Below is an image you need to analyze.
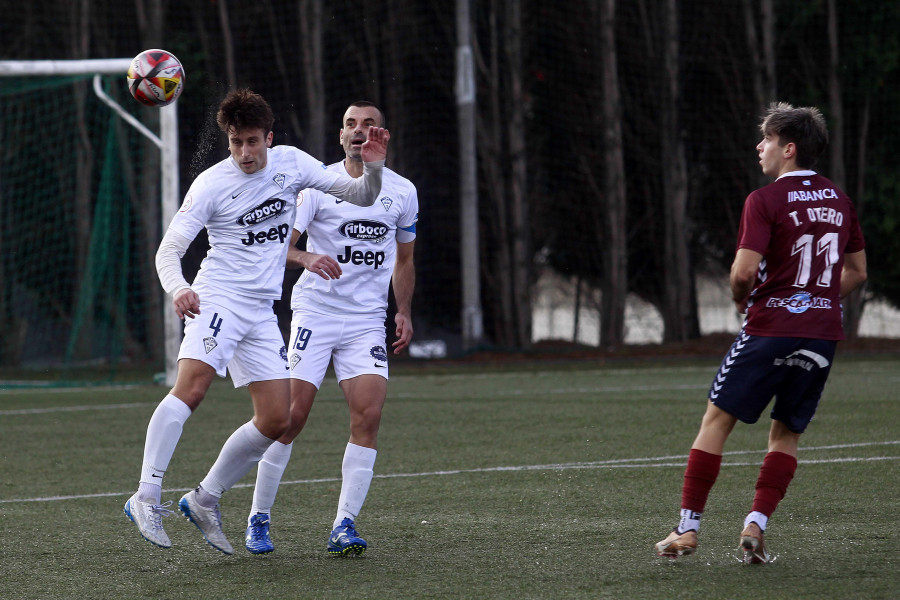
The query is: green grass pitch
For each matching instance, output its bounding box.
[1,354,897,599]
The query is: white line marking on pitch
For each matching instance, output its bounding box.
[0,402,153,415]
[0,382,712,416]
[2,441,896,504]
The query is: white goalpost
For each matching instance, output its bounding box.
[0,58,181,385]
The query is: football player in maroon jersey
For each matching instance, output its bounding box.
[655,102,867,564]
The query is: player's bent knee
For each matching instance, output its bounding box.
[255,413,290,440]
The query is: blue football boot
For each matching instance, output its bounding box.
[245,513,274,554]
[327,518,367,556]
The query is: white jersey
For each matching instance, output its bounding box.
[168,146,343,300]
[292,161,418,318]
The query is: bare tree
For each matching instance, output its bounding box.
[826,0,865,338]
[660,0,699,342]
[131,0,165,362]
[298,0,325,158]
[475,0,513,345]
[69,0,94,359]
[598,0,627,347]
[474,0,531,347]
[217,0,237,90]
[261,0,305,146]
[506,0,531,346]
[743,0,776,109]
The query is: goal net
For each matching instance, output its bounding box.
[0,63,177,384]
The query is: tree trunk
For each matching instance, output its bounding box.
[660,0,698,342]
[262,0,304,145]
[218,0,237,90]
[134,0,165,362]
[842,94,871,339]
[743,0,776,108]
[826,0,865,338]
[599,0,627,348]
[827,0,846,189]
[505,0,531,347]
[70,0,94,359]
[475,0,514,346]
[299,0,325,158]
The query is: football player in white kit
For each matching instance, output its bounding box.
[243,101,418,556]
[124,89,390,555]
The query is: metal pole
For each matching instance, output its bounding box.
[456,0,483,349]
[160,104,180,386]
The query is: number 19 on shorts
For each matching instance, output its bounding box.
[292,326,312,352]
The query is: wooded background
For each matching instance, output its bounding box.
[1,0,897,368]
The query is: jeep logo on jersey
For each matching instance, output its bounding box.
[339,220,389,243]
[236,198,287,227]
[336,245,386,269]
[241,222,291,246]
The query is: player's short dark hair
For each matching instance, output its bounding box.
[217,89,275,135]
[347,100,386,128]
[760,102,828,169]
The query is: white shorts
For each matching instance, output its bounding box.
[178,291,289,388]
[287,308,388,389]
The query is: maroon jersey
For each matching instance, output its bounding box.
[737,171,865,340]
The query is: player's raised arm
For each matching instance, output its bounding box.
[324,126,391,207]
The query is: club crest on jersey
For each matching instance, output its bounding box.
[273,173,286,189]
[370,345,388,362]
[339,219,389,243]
[203,337,218,354]
[380,197,393,211]
[236,198,287,226]
[279,346,288,361]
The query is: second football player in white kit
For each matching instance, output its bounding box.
[244,101,418,556]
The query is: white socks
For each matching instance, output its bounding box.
[677,508,702,534]
[250,441,294,519]
[198,421,276,503]
[138,394,192,504]
[744,511,769,531]
[334,443,377,529]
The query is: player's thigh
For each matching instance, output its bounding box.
[340,374,388,418]
[286,310,341,389]
[708,332,790,424]
[228,305,289,388]
[770,338,836,433]
[332,318,390,383]
[178,298,248,379]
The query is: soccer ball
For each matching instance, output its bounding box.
[126,49,185,107]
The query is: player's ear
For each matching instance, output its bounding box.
[783,142,795,159]
[265,131,273,147]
